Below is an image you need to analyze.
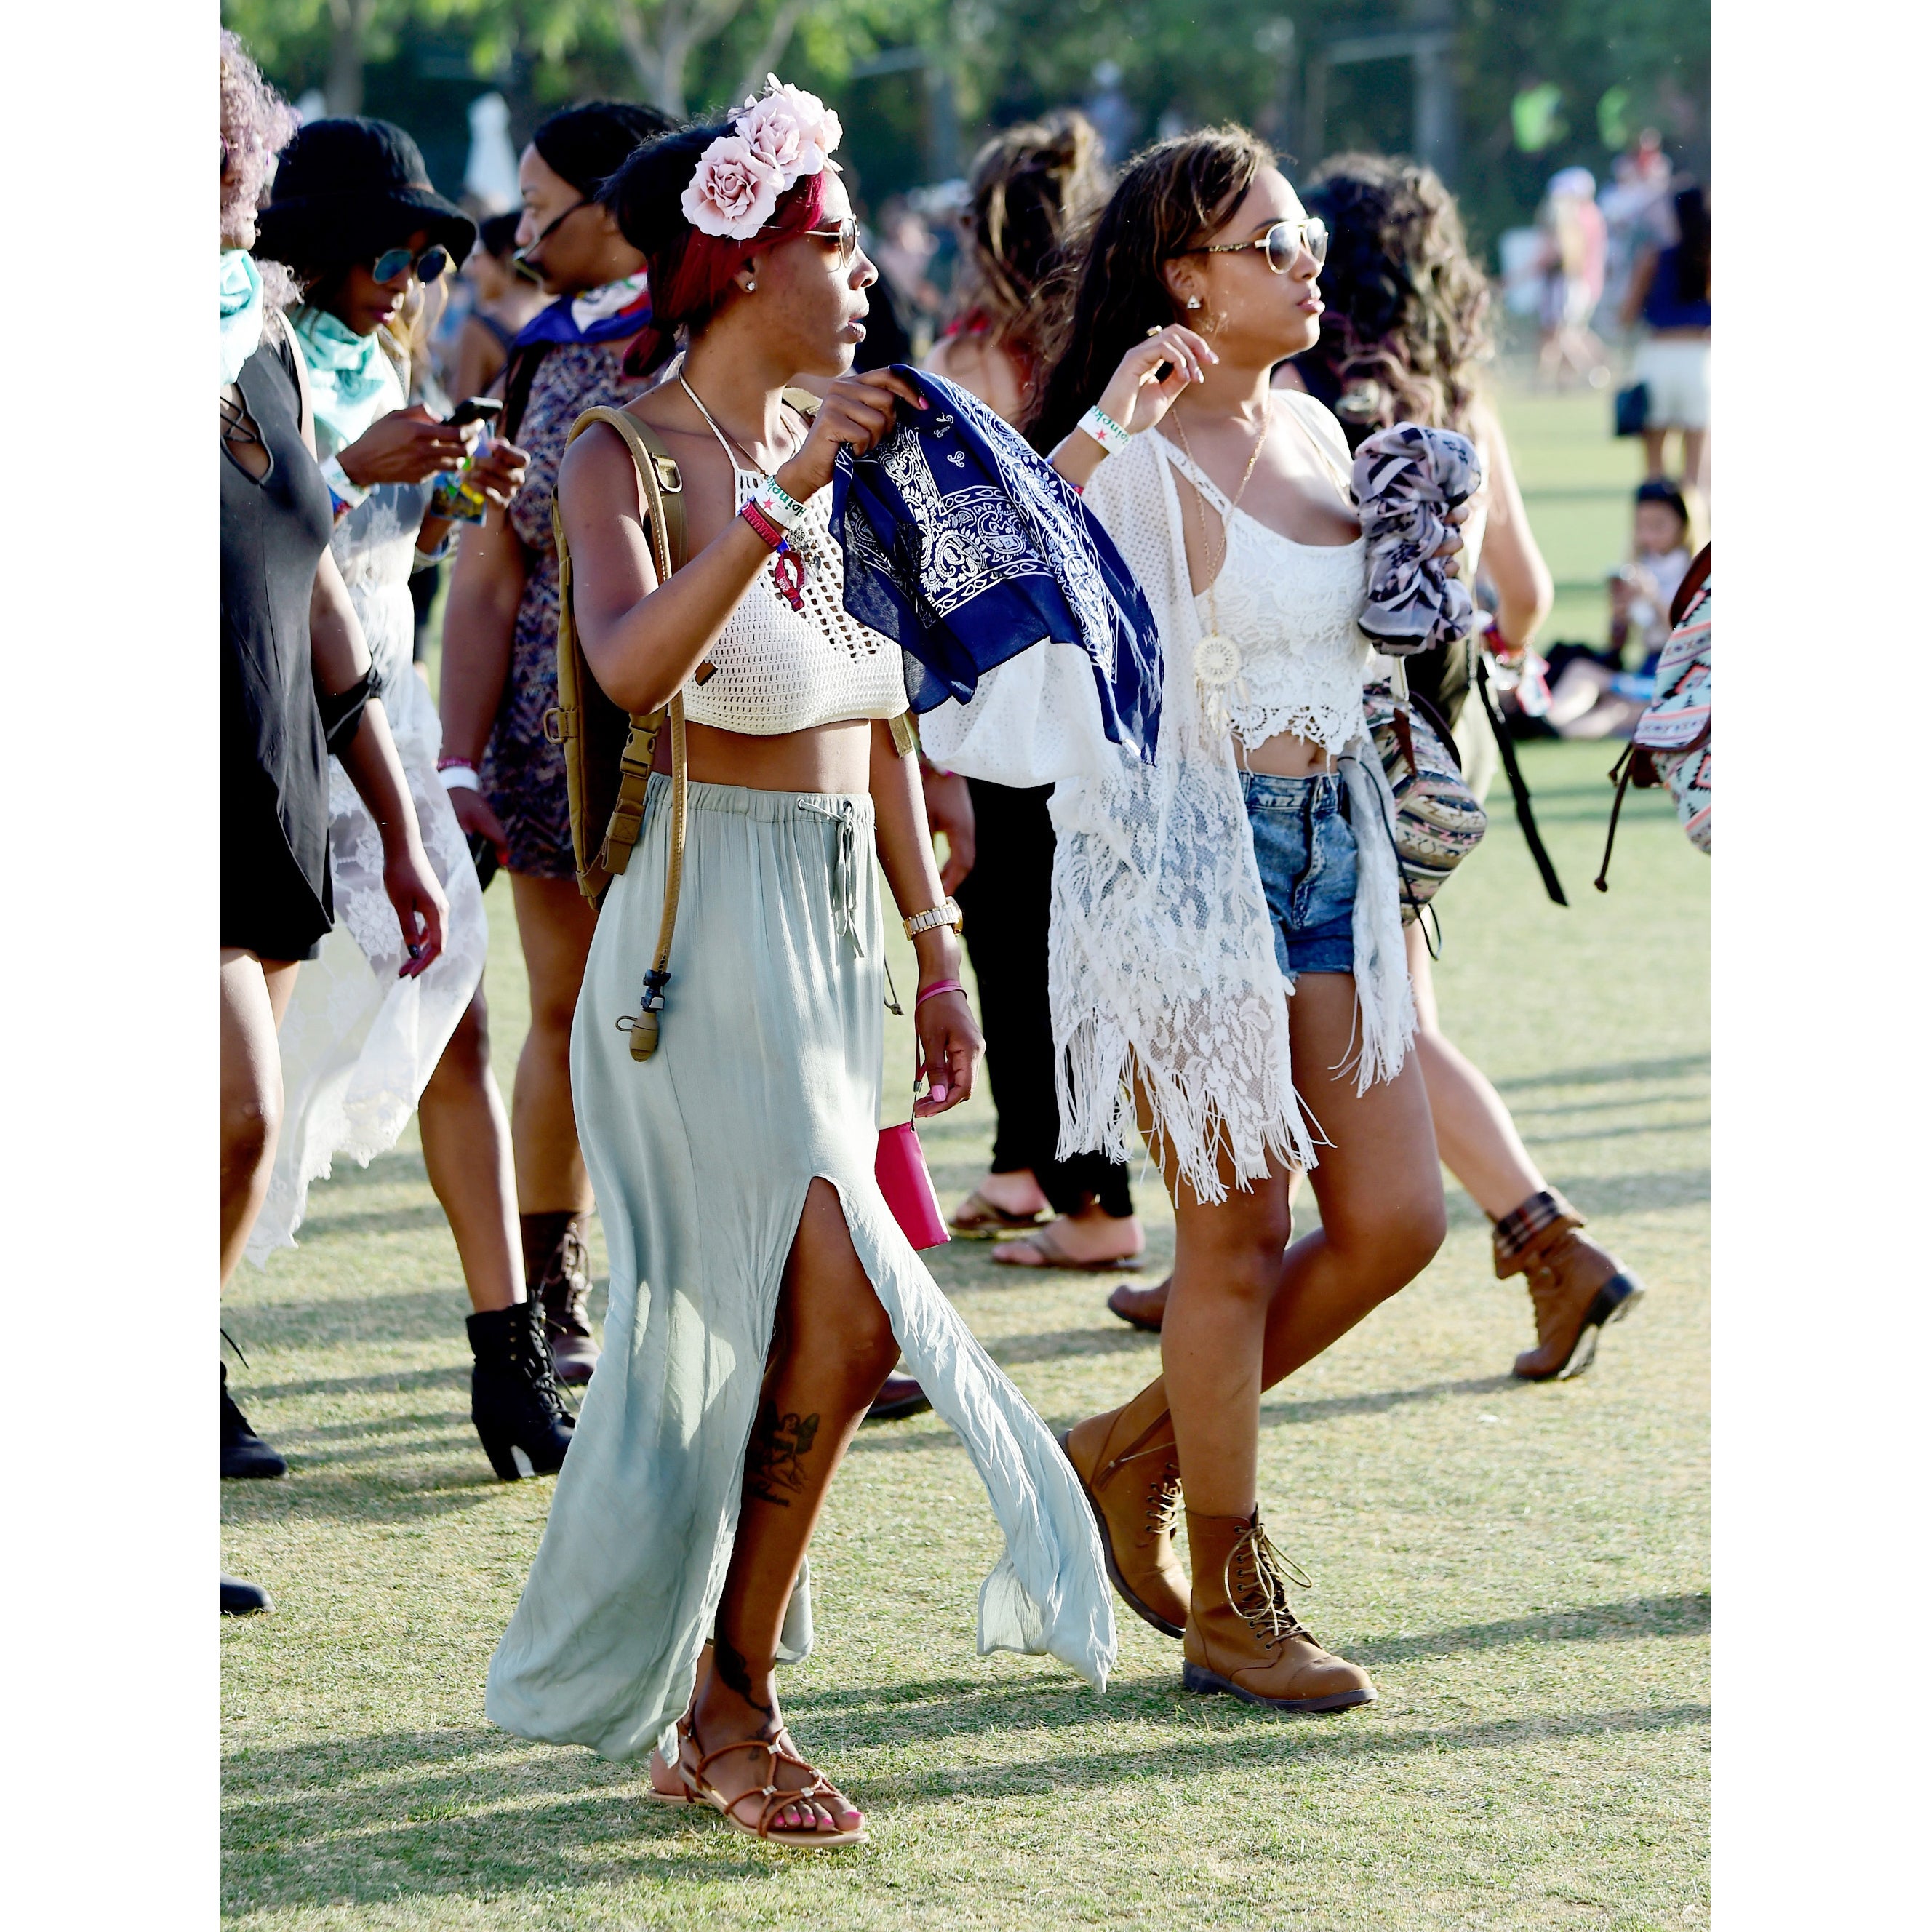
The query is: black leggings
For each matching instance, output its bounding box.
[955,779,1135,1221]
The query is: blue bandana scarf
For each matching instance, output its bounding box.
[220,250,263,386]
[830,369,1162,765]
[510,271,652,351]
[290,305,407,454]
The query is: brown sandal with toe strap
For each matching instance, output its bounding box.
[683,1725,868,1848]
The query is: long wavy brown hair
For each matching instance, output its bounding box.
[1023,126,1271,455]
[1294,153,1492,442]
[951,111,1107,367]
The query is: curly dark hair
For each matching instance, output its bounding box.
[1024,125,1271,455]
[951,111,1108,366]
[1294,153,1492,443]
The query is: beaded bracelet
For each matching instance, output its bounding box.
[916,978,966,1007]
[740,500,789,551]
[1077,404,1132,458]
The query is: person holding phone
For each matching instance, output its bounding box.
[437,99,673,1383]
[249,118,575,1482]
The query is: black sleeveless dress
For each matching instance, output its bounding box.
[222,329,339,961]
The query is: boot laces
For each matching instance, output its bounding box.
[1143,1459,1183,1540]
[513,1306,569,1419]
[1227,1518,1315,1647]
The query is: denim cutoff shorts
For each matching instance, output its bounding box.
[1242,770,1357,983]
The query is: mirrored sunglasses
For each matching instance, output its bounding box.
[371,243,452,286]
[1183,216,1329,275]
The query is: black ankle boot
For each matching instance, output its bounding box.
[522,1210,600,1385]
[221,1364,288,1480]
[468,1300,575,1482]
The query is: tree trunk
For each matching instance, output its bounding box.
[324,0,372,116]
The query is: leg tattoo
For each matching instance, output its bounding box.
[710,1633,775,1717]
[745,1396,821,1508]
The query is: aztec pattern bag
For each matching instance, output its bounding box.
[1362,681,1488,925]
[1594,545,1710,889]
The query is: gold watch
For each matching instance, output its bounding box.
[903,896,963,940]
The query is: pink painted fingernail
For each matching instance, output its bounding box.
[930,1083,948,1103]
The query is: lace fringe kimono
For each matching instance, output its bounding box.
[928,405,1415,1206]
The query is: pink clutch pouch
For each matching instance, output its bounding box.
[875,1120,949,1251]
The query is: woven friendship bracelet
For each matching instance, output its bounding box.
[752,474,803,531]
[1076,404,1132,458]
[739,500,789,551]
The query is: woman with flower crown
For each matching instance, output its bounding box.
[483,83,1114,1849]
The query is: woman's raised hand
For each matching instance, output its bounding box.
[777,368,928,500]
[466,436,531,513]
[1096,325,1218,437]
[338,406,474,488]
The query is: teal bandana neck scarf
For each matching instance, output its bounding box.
[220,250,263,386]
[291,305,406,454]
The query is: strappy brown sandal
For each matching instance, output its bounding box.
[643,1715,698,1805]
[681,1723,868,1848]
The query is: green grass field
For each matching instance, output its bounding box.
[223,375,1708,1930]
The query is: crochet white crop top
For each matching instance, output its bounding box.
[678,396,908,736]
[1160,393,1370,759]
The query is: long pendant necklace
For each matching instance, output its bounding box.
[1171,397,1270,713]
[679,373,821,611]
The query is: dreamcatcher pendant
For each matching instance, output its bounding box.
[1194,630,1243,735]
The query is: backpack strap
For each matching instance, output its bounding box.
[551,404,692,1060]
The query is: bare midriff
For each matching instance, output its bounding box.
[654,716,876,794]
[1234,728,1338,778]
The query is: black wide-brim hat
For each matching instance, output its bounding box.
[255,116,477,276]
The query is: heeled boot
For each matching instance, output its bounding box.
[1180,1507,1376,1713]
[221,1364,287,1480]
[467,1299,575,1482]
[1060,1381,1188,1637]
[1494,1189,1644,1381]
[523,1210,600,1384]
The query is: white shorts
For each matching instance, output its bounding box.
[1634,336,1711,431]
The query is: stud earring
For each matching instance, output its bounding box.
[1186,296,1202,309]
[745,278,756,292]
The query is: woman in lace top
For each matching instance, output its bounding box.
[1026,129,1458,1713]
[246,116,574,1480]
[484,100,1114,1847]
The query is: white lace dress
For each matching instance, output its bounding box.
[247,432,489,1264]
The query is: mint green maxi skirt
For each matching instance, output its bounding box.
[485,777,1116,1762]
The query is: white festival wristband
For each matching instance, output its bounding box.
[437,766,480,794]
[1077,404,1132,458]
[319,452,370,510]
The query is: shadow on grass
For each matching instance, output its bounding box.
[1259,1373,1519,1428]
[1352,1592,1709,1664]
[222,1687,1708,1911]
[1492,1054,1708,1095]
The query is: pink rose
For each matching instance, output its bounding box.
[737,76,843,184]
[681,135,784,240]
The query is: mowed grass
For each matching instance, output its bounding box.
[223,373,1708,1930]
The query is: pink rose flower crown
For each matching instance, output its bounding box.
[681,76,844,242]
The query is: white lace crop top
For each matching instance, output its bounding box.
[1161,397,1370,759]
[677,399,908,736]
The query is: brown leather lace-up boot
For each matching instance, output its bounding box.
[523,1210,600,1385]
[1494,1189,1644,1382]
[1060,1381,1188,1638]
[1181,1508,1377,1713]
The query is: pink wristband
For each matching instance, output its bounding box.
[915,978,966,1008]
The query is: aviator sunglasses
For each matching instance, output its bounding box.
[371,242,452,285]
[765,215,860,265]
[1179,215,1329,274]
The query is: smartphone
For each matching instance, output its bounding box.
[431,398,503,523]
[446,396,504,431]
